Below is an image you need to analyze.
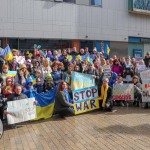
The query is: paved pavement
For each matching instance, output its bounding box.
[1,106,150,150]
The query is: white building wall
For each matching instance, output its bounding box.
[0,0,150,41]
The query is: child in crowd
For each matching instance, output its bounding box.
[2,77,15,98]
[44,74,55,92]
[23,79,36,98]
[33,78,44,93]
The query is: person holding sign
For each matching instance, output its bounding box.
[54,81,74,118]
[99,78,113,111]
[3,85,37,128]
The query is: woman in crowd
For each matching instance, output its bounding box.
[51,64,63,85]
[111,59,122,76]
[54,81,74,118]
[14,64,32,87]
[1,64,9,86]
[41,59,52,78]
[99,78,113,111]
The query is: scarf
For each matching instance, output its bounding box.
[99,84,109,107]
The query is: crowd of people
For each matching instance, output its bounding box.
[0,46,150,122]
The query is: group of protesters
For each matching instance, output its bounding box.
[0,45,150,122]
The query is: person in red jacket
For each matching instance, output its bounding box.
[2,77,15,98]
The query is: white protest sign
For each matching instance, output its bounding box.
[113,84,134,100]
[142,84,150,102]
[7,98,37,124]
[138,65,146,72]
[140,70,150,84]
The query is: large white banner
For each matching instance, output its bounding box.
[7,98,37,124]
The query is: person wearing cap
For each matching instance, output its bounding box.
[33,78,44,93]
[43,73,55,92]
[14,64,32,87]
[132,75,142,107]
[144,52,150,68]
[2,77,14,98]
[99,78,113,111]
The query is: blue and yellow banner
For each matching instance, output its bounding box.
[71,72,95,91]
[73,86,99,115]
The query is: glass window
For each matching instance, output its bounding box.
[63,0,76,3]
[91,0,102,6]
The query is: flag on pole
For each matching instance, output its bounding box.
[0,45,13,61]
[106,44,110,55]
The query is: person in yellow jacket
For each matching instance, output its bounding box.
[99,78,113,111]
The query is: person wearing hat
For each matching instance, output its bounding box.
[43,73,55,92]
[132,75,142,107]
[14,64,32,87]
[33,78,44,93]
[2,77,14,98]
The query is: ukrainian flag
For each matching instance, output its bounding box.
[34,86,57,120]
[1,45,13,61]
[66,55,73,62]
[106,44,111,55]
[7,71,17,77]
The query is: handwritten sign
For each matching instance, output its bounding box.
[7,98,37,124]
[113,84,134,100]
[73,86,99,114]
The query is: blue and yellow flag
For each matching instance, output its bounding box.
[7,71,17,77]
[106,44,110,55]
[35,86,57,120]
[0,45,13,61]
[66,55,73,62]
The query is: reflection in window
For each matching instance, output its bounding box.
[63,0,76,3]
[91,0,102,6]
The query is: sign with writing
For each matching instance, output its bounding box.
[142,84,150,102]
[140,70,150,84]
[113,84,134,100]
[7,71,17,77]
[138,65,146,72]
[73,86,99,115]
[73,86,98,103]
[7,98,37,124]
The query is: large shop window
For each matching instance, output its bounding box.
[63,0,76,3]
[90,0,102,6]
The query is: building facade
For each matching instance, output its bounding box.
[0,0,150,57]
